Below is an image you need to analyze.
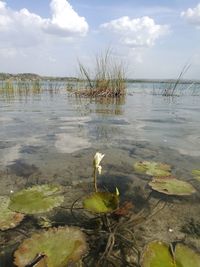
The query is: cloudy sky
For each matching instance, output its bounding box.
[0,0,200,79]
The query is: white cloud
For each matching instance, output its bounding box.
[181,3,200,27]
[0,0,89,53]
[43,0,88,36]
[100,16,169,48]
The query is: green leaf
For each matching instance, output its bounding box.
[192,169,200,182]
[0,196,24,230]
[14,226,88,267]
[142,241,200,267]
[175,243,200,267]
[83,192,119,213]
[9,184,64,214]
[134,161,171,177]
[149,178,196,196]
[141,241,176,267]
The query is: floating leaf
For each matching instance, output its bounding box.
[175,243,200,267]
[0,196,24,230]
[14,226,88,267]
[142,241,200,267]
[134,161,171,177]
[83,192,119,213]
[141,241,176,267]
[149,178,196,196]
[9,184,64,214]
[192,170,200,182]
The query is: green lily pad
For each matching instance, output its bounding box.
[141,241,176,267]
[0,196,24,230]
[149,178,196,196]
[14,226,88,267]
[9,184,64,214]
[192,170,200,182]
[175,243,200,267]
[83,192,119,213]
[134,161,171,177]
[141,241,200,267]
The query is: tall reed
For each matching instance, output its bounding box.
[75,50,126,97]
[162,64,190,96]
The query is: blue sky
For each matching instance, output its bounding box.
[0,0,200,79]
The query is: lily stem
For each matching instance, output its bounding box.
[93,167,98,192]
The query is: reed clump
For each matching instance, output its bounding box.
[74,50,126,97]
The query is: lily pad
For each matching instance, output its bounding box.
[141,241,176,267]
[192,170,200,182]
[83,192,119,213]
[0,196,24,230]
[14,226,88,267]
[175,243,200,267]
[134,161,171,177]
[9,184,64,214]
[149,178,196,196]
[141,241,200,267]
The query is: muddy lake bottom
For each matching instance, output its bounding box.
[0,83,200,266]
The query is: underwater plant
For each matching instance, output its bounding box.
[9,184,64,214]
[149,177,196,196]
[14,226,88,267]
[141,241,200,267]
[134,161,171,177]
[192,169,200,182]
[0,196,24,231]
[0,152,199,267]
[83,191,119,213]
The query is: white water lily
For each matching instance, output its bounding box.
[93,152,105,192]
[116,187,120,196]
[93,152,105,174]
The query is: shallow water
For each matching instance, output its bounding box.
[0,82,200,266]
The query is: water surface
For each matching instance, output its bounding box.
[0,82,200,266]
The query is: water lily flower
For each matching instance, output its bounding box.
[116,187,120,196]
[93,152,105,192]
[93,152,105,175]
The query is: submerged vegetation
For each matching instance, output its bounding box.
[0,152,199,267]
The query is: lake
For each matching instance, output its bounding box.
[0,81,200,266]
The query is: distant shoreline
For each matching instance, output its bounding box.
[0,72,199,84]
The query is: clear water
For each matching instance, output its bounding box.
[0,82,200,169]
[0,82,200,266]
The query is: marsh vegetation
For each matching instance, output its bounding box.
[72,50,126,98]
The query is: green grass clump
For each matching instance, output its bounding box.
[75,50,126,97]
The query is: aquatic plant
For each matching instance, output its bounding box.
[83,191,119,213]
[141,241,200,267]
[192,169,200,182]
[0,196,24,230]
[74,49,126,97]
[93,152,104,192]
[162,63,190,97]
[9,184,64,214]
[1,152,199,267]
[14,226,88,267]
[149,177,196,196]
[134,161,171,177]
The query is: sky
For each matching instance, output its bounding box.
[0,0,200,79]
